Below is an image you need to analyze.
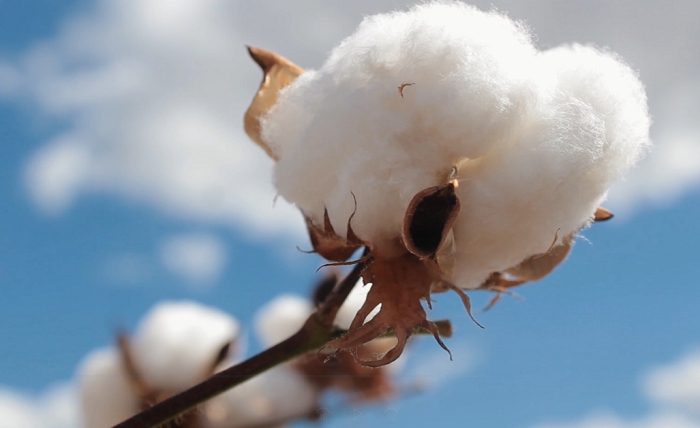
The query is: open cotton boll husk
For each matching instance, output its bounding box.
[77,347,140,428]
[130,301,239,392]
[263,1,650,287]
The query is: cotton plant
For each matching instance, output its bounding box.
[244,1,650,366]
[77,301,240,428]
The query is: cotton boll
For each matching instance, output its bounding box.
[77,347,139,428]
[266,2,541,253]
[204,364,317,428]
[253,1,650,365]
[265,1,649,287]
[254,294,314,348]
[130,301,240,392]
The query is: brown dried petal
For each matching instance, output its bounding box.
[244,46,303,160]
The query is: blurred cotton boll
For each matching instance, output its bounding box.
[254,294,314,348]
[205,364,318,428]
[333,279,380,330]
[130,301,240,392]
[77,347,140,428]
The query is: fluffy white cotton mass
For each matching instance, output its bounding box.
[264,1,650,288]
[131,301,240,392]
[77,347,139,428]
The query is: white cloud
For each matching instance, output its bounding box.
[160,233,227,286]
[0,383,81,428]
[10,0,307,241]
[644,349,700,411]
[536,413,700,428]
[4,0,700,239]
[24,137,92,215]
[532,349,700,428]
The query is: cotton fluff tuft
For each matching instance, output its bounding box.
[77,347,140,428]
[334,279,380,330]
[131,301,240,392]
[264,1,650,288]
[254,294,314,348]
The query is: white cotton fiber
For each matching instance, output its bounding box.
[334,279,380,330]
[130,301,240,392]
[77,347,139,428]
[204,364,317,428]
[254,294,314,348]
[263,2,650,287]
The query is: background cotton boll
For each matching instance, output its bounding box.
[205,364,317,428]
[77,347,139,428]
[334,279,380,330]
[268,2,547,251]
[130,301,240,392]
[254,294,314,348]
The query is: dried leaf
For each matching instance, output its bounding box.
[402,180,460,260]
[244,46,303,160]
[505,234,573,282]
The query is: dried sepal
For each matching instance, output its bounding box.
[505,234,574,282]
[305,208,365,262]
[325,253,441,367]
[594,206,614,222]
[244,46,303,160]
[402,179,460,261]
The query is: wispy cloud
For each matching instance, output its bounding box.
[532,349,700,428]
[159,233,227,286]
[3,0,700,236]
[0,382,80,428]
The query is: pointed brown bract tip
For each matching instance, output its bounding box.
[325,253,444,368]
[594,206,614,222]
[402,181,461,260]
[244,46,304,161]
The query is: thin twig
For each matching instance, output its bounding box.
[113,258,371,428]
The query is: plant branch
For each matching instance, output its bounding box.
[112,257,371,428]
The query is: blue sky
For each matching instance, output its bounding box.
[1,1,700,427]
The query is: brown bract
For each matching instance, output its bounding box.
[244,46,303,160]
[477,206,614,311]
